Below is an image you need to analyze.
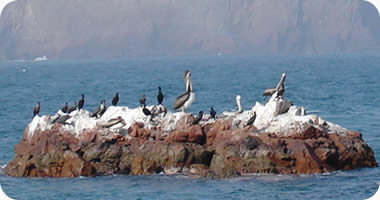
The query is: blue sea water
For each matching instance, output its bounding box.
[0,56,379,200]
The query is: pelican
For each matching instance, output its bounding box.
[33,101,40,118]
[263,73,286,97]
[101,116,126,128]
[173,71,195,112]
[236,95,243,113]
[52,115,71,125]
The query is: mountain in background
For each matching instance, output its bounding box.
[0,0,379,60]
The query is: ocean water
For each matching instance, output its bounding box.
[0,56,379,200]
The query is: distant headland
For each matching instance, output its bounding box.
[0,0,380,60]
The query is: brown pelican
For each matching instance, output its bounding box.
[61,102,68,113]
[52,115,71,125]
[68,102,77,114]
[263,73,286,97]
[33,101,40,118]
[236,95,243,113]
[192,111,203,125]
[246,111,257,126]
[101,116,126,128]
[173,71,195,112]
[112,92,119,106]
[210,107,216,119]
[157,86,164,105]
[78,94,85,110]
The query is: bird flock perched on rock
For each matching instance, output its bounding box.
[32,71,287,128]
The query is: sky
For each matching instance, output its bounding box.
[0,0,379,17]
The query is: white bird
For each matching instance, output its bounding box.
[236,95,243,113]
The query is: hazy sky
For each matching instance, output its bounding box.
[1,0,379,16]
[0,0,379,59]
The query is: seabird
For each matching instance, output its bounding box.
[112,92,119,106]
[91,100,104,118]
[68,102,77,114]
[246,111,257,126]
[33,101,40,118]
[78,94,85,110]
[153,104,167,117]
[192,111,203,125]
[173,70,195,112]
[150,105,159,115]
[98,99,107,117]
[142,104,152,116]
[101,116,126,128]
[52,115,71,125]
[139,95,146,107]
[157,86,164,105]
[236,95,243,113]
[263,73,287,97]
[277,83,285,97]
[210,107,216,119]
[61,102,68,113]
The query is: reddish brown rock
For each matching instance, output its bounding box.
[131,157,157,175]
[4,115,378,179]
[205,120,232,146]
[166,124,205,144]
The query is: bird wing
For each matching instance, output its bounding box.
[173,92,190,110]
[56,115,71,124]
[263,88,277,96]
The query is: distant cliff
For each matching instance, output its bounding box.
[0,0,379,60]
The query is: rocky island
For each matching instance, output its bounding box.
[4,92,377,178]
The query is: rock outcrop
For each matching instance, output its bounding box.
[4,94,377,178]
[0,0,380,60]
